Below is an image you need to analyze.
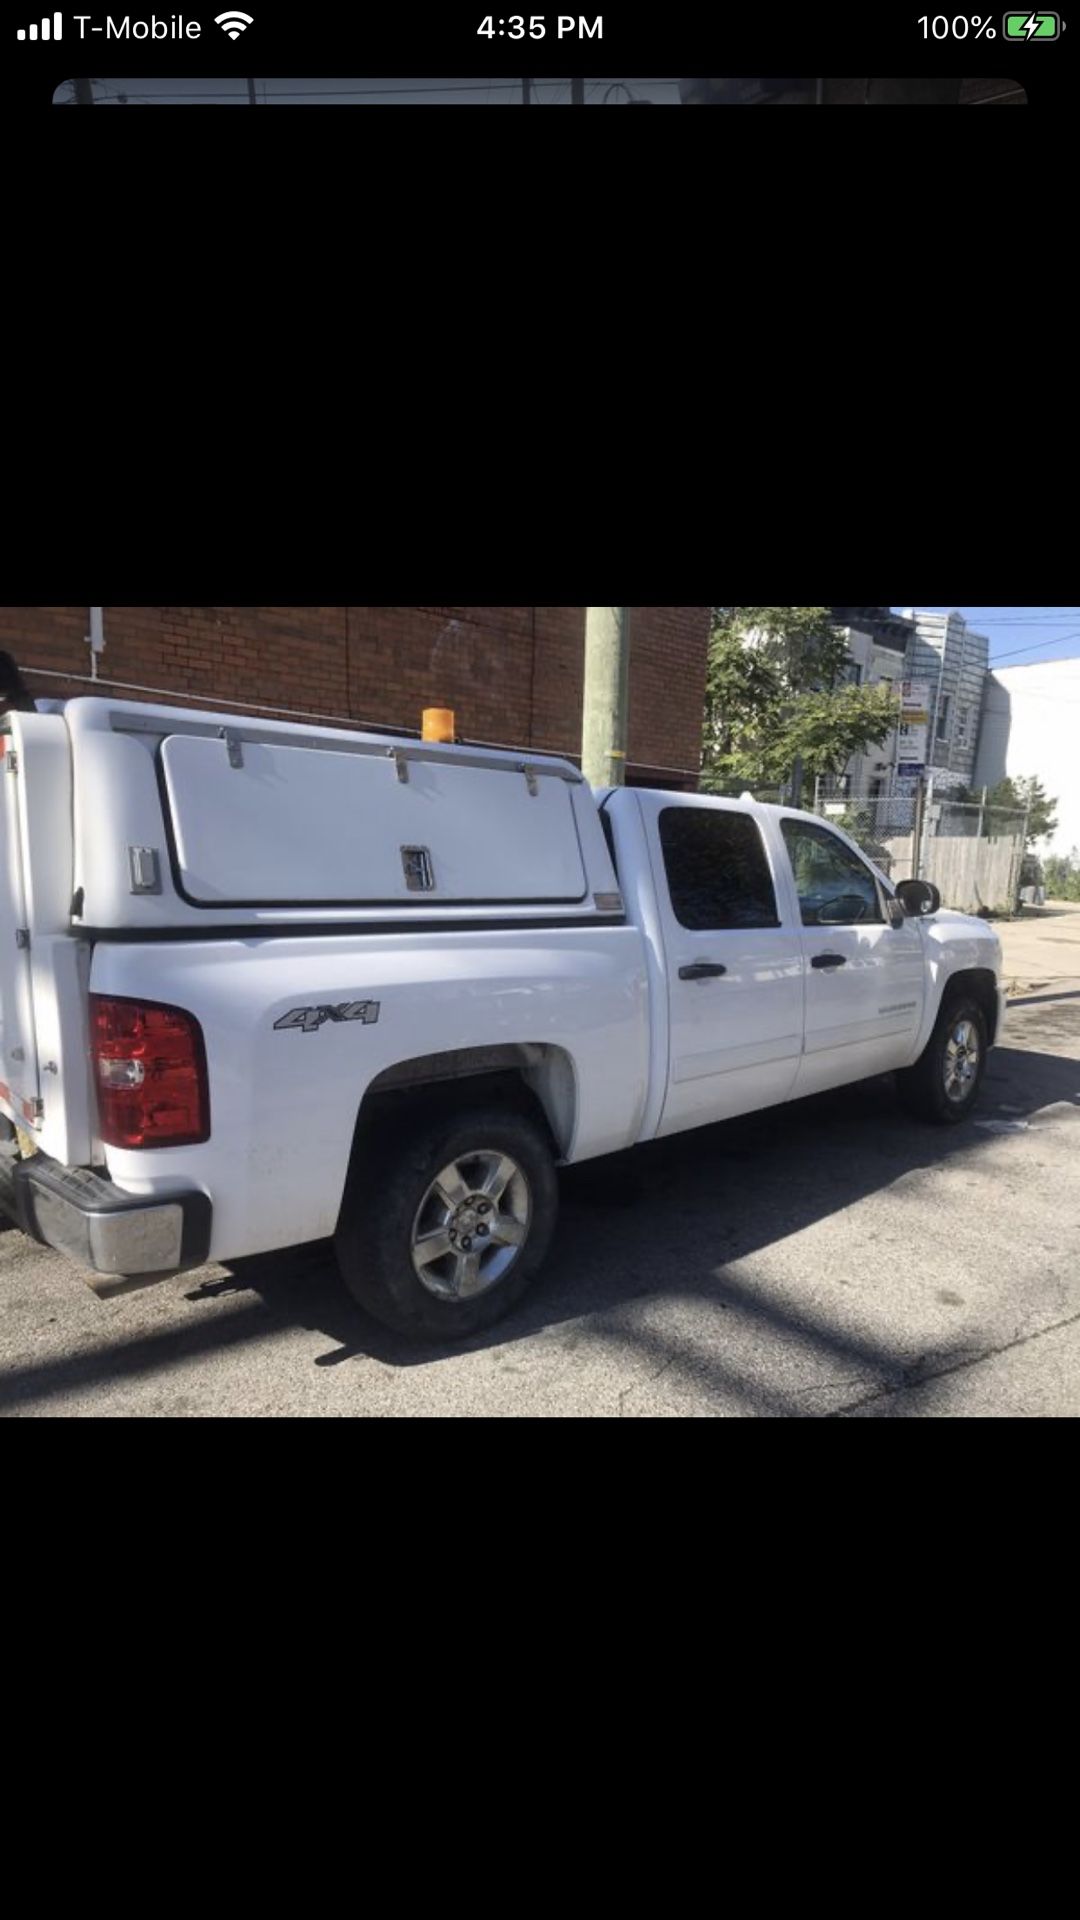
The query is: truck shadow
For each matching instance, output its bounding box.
[205,1039,1080,1408]
[1,1042,1075,1415]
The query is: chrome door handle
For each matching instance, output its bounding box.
[679,962,728,980]
[811,954,847,969]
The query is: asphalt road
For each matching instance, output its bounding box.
[2,992,1079,1417]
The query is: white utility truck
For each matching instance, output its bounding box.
[0,697,1006,1339]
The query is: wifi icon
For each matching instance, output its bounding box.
[215,10,253,36]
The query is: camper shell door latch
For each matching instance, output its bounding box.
[127,846,162,894]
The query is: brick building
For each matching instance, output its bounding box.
[0,606,711,790]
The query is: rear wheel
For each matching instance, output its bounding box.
[0,1116,22,1228]
[896,992,988,1124]
[335,1103,559,1341]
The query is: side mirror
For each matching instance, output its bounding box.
[895,878,941,918]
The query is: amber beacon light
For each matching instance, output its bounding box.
[422,708,456,743]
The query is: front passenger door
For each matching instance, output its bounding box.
[778,816,925,1097]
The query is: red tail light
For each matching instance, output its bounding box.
[89,994,210,1149]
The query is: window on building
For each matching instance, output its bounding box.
[936,694,951,741]
[659,807,779,931]
[956,706,971,747]
[780,819,884,927]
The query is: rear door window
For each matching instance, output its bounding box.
[659,807,780,931]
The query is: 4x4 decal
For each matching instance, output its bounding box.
[274,1001,381,1035]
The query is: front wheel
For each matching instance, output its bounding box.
[335,1103,559,1341]
[896,993,988,1124]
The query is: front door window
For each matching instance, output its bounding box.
[780,819,884,928]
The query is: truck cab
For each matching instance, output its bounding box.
[602,786,998,1136]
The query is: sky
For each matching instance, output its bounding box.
[893,609,1080,671]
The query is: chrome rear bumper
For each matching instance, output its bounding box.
[11,1153,212,1298]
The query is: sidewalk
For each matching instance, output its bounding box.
[996,900,1080,1003]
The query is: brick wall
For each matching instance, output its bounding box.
[627,605,711,779]
[0,605,711,783]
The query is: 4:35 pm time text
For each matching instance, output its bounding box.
[478,15,603,37]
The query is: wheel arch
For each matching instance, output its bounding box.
[348,1041,579,1166]
[939,966,1000,1044]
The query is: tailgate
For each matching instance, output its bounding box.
[0,734,40,1127]
[0,715,89,1165]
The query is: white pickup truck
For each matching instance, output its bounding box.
[0,697,1006,1339]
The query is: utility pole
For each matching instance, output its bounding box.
[247,79,258,105]
[912,774,926,879]
[1015,805,1032,910]
[912,772,936,881]
[522,78,531,104]
[571,79,586,104]
[582,608,631,789]
[74,77,94,104]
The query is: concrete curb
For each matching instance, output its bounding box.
[1006,978,1080,1008]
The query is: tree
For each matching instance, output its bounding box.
[701,606,896,791]
[1044,851,1080,902]
[983,775,1058,846]
[781,683,900,780]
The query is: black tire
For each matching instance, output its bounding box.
[0,1135,21,1228]
[335,1102,559,1341]
[896,992,988,1125]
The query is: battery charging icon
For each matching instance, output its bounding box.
[1003,11,1060,35]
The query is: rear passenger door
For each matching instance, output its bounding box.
[644,796,805,1136]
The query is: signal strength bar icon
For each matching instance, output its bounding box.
[17,11,62,36]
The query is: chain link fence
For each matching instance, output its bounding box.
[707,782,1029,914]
[816,794,1028,914]
[811,795,915,876]
[918,799,1028,914]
